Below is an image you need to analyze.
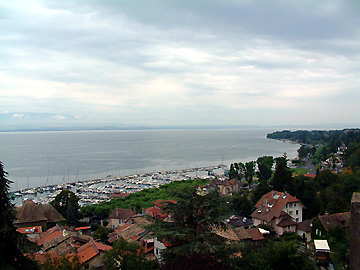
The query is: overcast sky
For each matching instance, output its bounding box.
[1,0,359,127]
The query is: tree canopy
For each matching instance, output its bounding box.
[51,190,80,226]
[256,156,274,183]
[0,162,39,270]
[103,238,158,270]
[272,156,293,192]
[148,186,237,270]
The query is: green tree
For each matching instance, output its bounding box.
[256,156,274,183]
[51,190,80,226]
[272,156,293,192]
[292,175,320,219]
[148,186,237,270]
[229,191,253,217]
[228,162,245,181]
[42,254,81,270]
[0,162,39,270]
[103,238,158,270]
[244,161,256,189]
[93,225,110,243]
[238,239,316,270]
[316,170,338,190]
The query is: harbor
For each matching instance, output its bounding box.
[10,165,227,207]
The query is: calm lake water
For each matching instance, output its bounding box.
[0,129,300,191]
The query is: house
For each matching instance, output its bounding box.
[217,178,241,196]
[14,200,65,230]
[251,205,297,235]
[145,199,177,220]
[318,212,350,232]
[77,239,111,269]
[225,215,253,228]
[114,223,148,242]
[14,200,48,229]
[215,226,241,242]
[17,225,42,240]
[296,217,317,242]
[37,225,94,255]
[199,178,240,196]
[255,190,304,223]
[75,226,91,236]
[126,213,149,226]
[108,208,137,230]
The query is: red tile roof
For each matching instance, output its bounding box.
[77,241,99,264]
[75,226,90,231]
[297,217,317,232]
[153,199,177,208]
[318,212,350,231]
[17,226,42,234]
[255,190,300,211]
[94,241,112,252]
[145,206,167,219]
[34,250,59,265]
[247,228,264,241]
[37,229,63,246]
[251,205,288,223]
[115,223,132,234]
[277,217,297,227]
[109,208,136,220]
[77,240,111,264]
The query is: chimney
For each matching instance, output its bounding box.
[264,198,268,206]
[350,193,360,270]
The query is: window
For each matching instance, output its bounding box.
[296,218,299,222]
[296,210,299,215]
[289,203,292,208]
[289,211,293,215]
[294,203,297,207]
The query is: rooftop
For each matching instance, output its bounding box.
[109,208,137,220]
[255,190,300,211]
[318,212,350,231]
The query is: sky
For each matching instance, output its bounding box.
[1,0,360,127]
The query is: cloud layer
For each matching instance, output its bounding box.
[1,0,359,126]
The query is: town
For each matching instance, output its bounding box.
[1,128,360,269]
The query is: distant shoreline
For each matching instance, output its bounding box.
[1,123,359,133]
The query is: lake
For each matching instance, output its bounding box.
[0,128,300,191]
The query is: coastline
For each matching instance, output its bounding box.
[11,164,226,207]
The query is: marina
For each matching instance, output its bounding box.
[11,165,227,207]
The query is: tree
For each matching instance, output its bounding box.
[228,162,244,181]
[93,225,110,243]
[148,186,237,270]
[51,190,80,226]
[316,170,338,190]
[103,238,158,270]
[244,161,256,189]
[238,239,316,270]
[272,156,293,192]
[229,191,253,217]
[256,156,274,183]
[0,161,39,269]
[42,254,81,270]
